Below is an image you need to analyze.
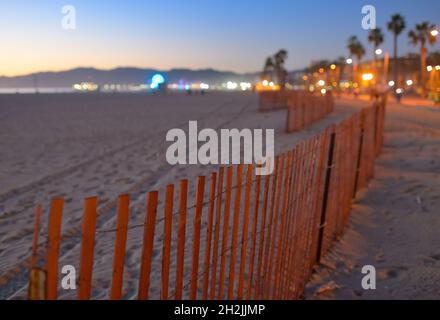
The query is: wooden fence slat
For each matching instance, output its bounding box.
[175,180,188,300]
[138,191,159,300]
[161,184,174,300]
[78,197,98,300]
[202,172,217,299]
[46,198,64,300]
[190,176,206,300]
[273,151,292,299]
[246,170,261,300]
[255,158,276,299]
[282,147,300,299]
[31,205,42,269]
[210,168,224,299]
[110,195,130,300]
[217,166,233,299]
[261,155,280,298]
[266,153,285,298]
[237,164,253,299]
[227,164,243,299]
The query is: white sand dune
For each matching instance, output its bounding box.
[0,92,363,299]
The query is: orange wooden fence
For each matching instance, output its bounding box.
[28,96,386,300]
[285,91,334,132]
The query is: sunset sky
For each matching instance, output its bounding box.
[1,0,439,76]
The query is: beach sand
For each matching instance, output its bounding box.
[0,92,363,299]
[306,100,440,300]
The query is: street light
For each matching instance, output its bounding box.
[362,73,374,81]
[346,58,353,64]
[431,29,439,37]
[388,80,395,87]
[375,48,383,55]
[330,64,336,70]
[436,65,440,71]
[406,80,413,86]
[427,65,433,72]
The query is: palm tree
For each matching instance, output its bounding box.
[368,28,384,75]
[274,49,288,89]
[408,22,437,96]
[261,57,274,82]
[347,36,366,81]
[387,14,406,85]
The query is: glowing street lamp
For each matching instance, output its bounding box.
[375,48,383,55]
[427,65,433,72]
[431,29,439,37]
[406,80,413,86]
[317,80,325,86]
[346,58,353,65]
[330,64,336,70]
[436,65,440,71]
[388,80,395,87]
[362,73,374,81]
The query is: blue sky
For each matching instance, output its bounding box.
[1,0,439,75]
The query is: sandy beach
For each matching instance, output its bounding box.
[0,92,364,299]
[306,100,440,299]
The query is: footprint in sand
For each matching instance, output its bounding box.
[378,266,408,280]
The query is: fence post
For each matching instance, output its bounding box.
[110,195,130,300]
[353,114,365,197]
[227,164,244,299]
[202,172,217,299]
[218,167,233,299]
[175,180,188,300]
[161,184,174,300]
[315,130,336,263]
[237,164,253,299]
[29,205,45,300]
[190,176,206,299]
[46,198,64,300]
[78,197,98,300]
[209,168,224,299]
[138,191,159,300]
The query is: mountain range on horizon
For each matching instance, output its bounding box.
[0,67,303,88]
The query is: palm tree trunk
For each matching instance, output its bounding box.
[393,35,398,86]
[420,46,427,97]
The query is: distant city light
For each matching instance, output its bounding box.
[199,83,209,90]
[73,82,98,92]
[319,68,324,74]
[406,80,413,86]
[226,81,238,90]
[427,65,433,72]
[346,58,353,64]
[388,80,395,87]
[317,80,325,86]
[362,73,374,81]
[431,29,439,37]
[302,75,308,81]
[320,88,327,94]
[330,64,336,70]
[375,48,383,55]
[239,82,252,90]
